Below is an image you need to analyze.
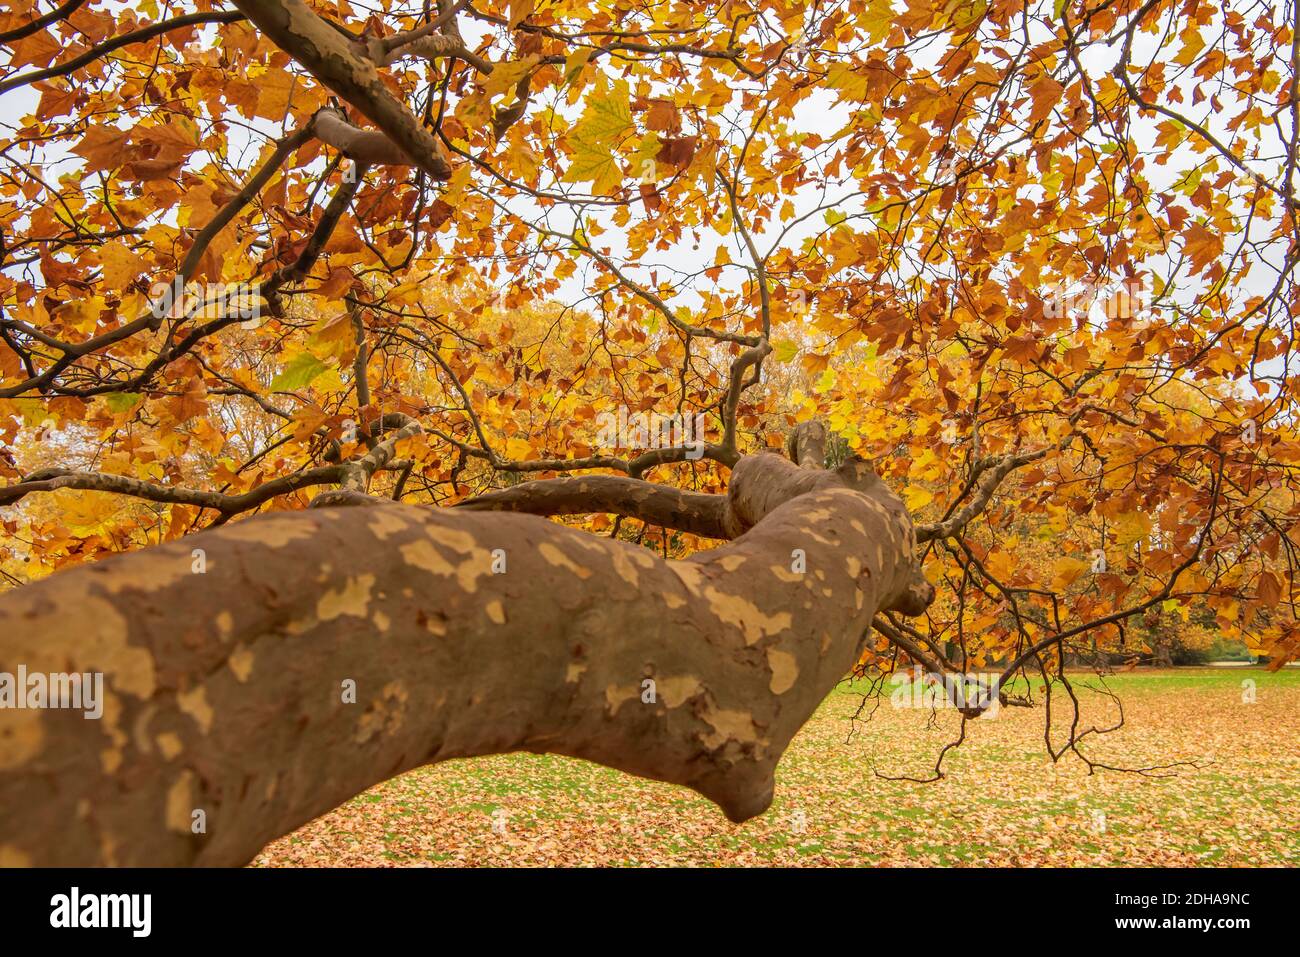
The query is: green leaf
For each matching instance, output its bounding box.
[572,79,633,143]
[561,79,633,195]
[271,352,329,392]
[104,392,143,413]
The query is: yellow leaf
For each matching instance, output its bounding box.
[772,340,799,362]
[1052,557,1091,590]
[98,242,146,289]
[254,68,298,122]
[1113,511,1152,548]
[483,55,539,102]
[505,436,532,460]
[903,485,934,510]
[562,79,633,194]
[508,0,535,29]
[563,48,594,85]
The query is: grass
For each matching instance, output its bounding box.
[253,668,1300,867]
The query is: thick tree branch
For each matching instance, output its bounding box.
[0,447,929,865]
[457,474,740,539]
[313,109,412,167]
[229,0,452,180]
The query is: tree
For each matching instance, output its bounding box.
[0,0,1298,866]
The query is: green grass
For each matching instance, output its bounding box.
[255,667,1300,867]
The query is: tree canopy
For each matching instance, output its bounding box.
[1,0,1299,863]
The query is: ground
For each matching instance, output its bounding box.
[253,668,1300,867]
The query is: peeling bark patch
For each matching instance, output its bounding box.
[609,547,640,587]
[98,831,119,867]
[367,508,412,540]
[316,573,375,621]
[98,550,194,594]
[177,685,213,733]
[228,645,255,683]
[11,591,153,700]
[221,517,317,548]
[426,525,480,554]
[416,609,447,636]
[485,600,506,624]
[604,683,639,713]
[766,648,799,694]
[700,706,760,750]
[625,548,657,570]
[0,845,31,867]
[100,746,122,774]
[165,770,196,833]
[538,542,592,578]
[400,537,489,592]
[667,561,705,596]
[156,732,183,760]
[702,586,792,645]
[657,675,703,707]
[354,681,408,744]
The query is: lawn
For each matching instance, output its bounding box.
[253,668,1300,867]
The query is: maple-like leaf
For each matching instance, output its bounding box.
[561,79,633,195]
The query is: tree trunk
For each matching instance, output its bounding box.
[0,450,930,866]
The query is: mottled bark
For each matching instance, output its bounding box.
[786,420,828,468]
[457,474,742,539]
[0,451,929,866]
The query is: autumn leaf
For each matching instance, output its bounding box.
[4,0,1300,871]
[271,352,330,391]
[254,68,300,122]
[103,392,144,414]
[98,241,147,288]
[1183,222,1223,272]
[70,125,132,173]
[1256,571,1281,607]
[562,79,633,194]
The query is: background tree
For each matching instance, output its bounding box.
[1,0,1299,865]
